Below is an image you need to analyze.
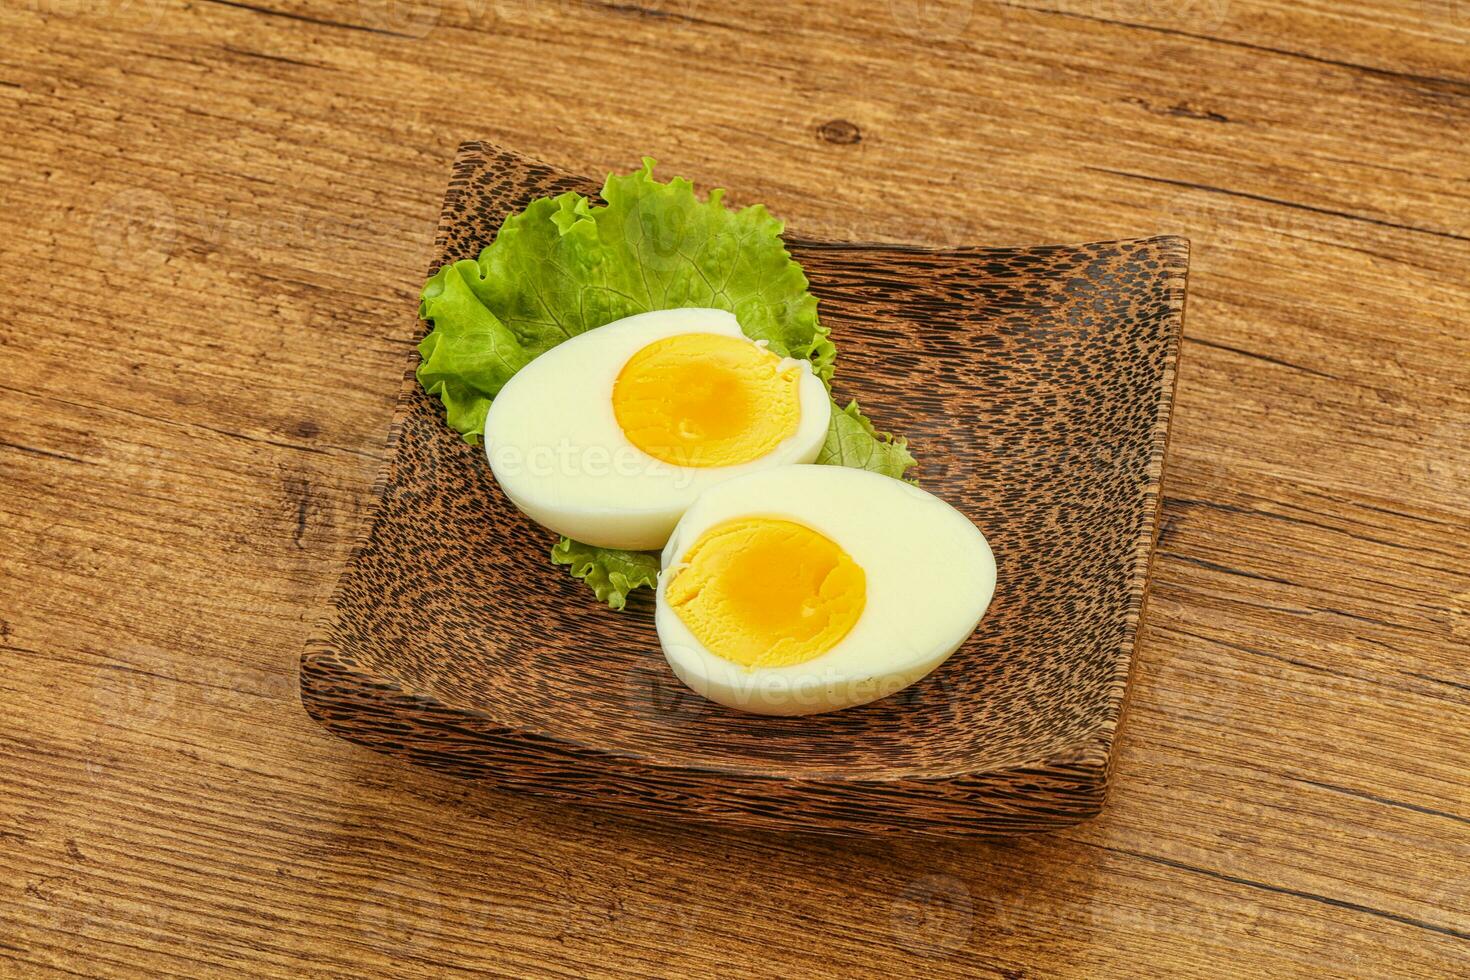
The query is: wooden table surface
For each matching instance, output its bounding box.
[3,1,1467,976]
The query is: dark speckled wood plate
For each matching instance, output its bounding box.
[300,142,1188,838]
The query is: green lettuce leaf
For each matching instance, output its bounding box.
[550,537,661,611]
[818,399,918,481]
[416,159,913,609]
[417,260,532,441]
[416,158,832,443]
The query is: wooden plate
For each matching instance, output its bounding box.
[300,142,1188,837]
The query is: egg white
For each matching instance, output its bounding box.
[655,464,997,716]
[484,308,831,551]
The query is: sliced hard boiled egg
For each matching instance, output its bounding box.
[483,309,831,551]
[655,464,997,715]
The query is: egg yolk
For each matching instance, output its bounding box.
[613,333,801,468]
[665,518,866,668]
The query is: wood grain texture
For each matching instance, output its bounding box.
[300,142,1187,837]
[1,0,1466,975]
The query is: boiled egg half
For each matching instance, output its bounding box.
[656,464,997,715]
[484,308,831,551]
